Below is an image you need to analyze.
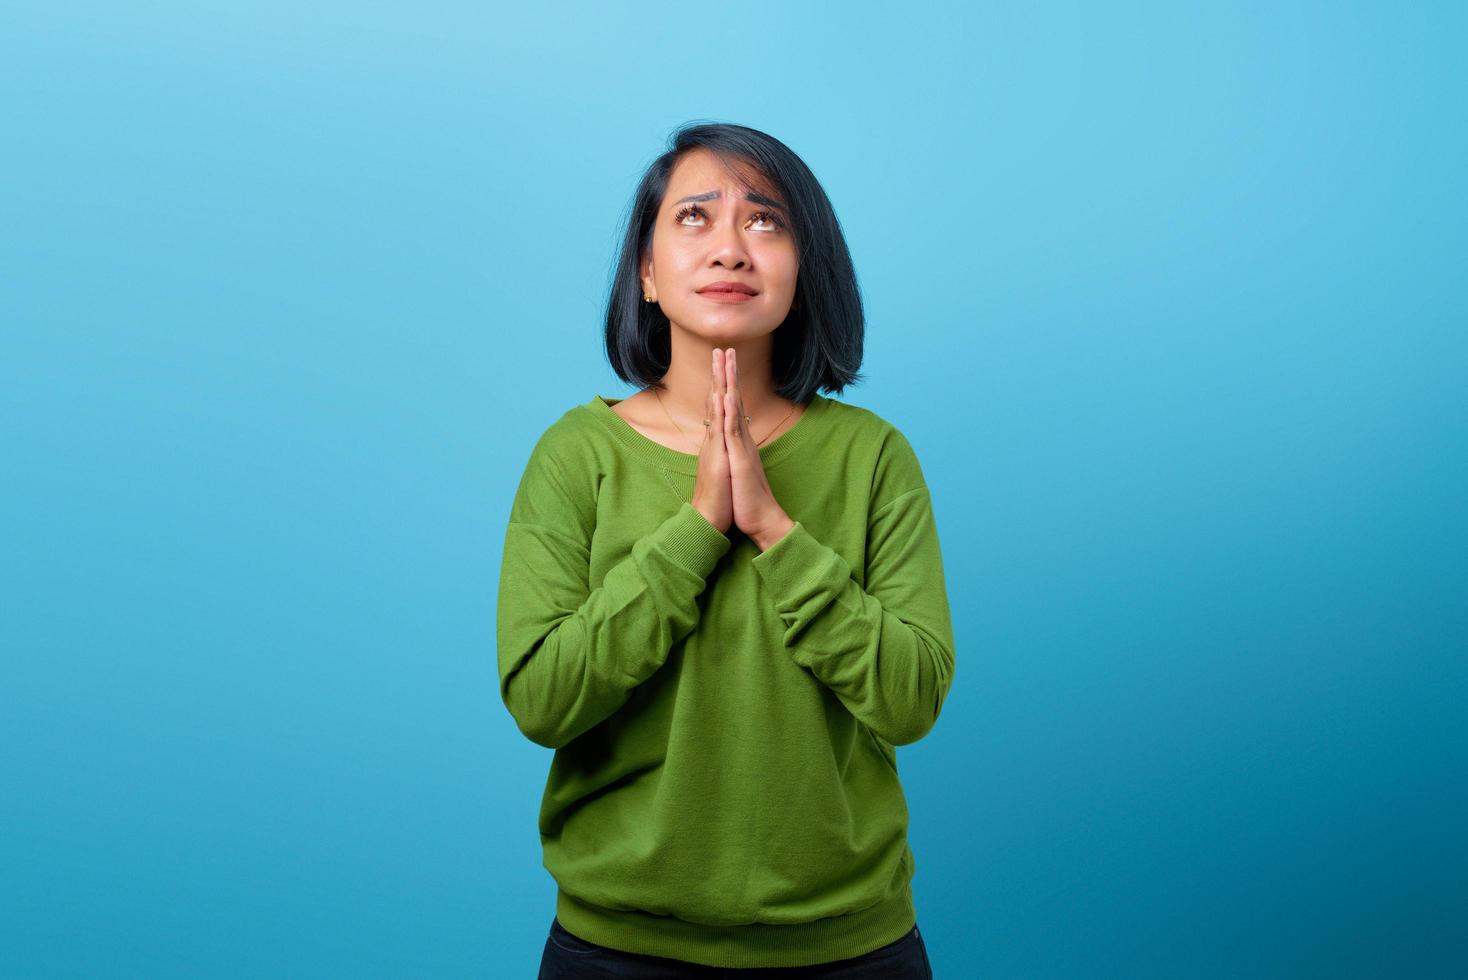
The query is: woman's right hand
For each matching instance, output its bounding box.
[692,348,734,534]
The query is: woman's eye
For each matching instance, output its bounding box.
[750,210,784,231]
[673,204,706,225]
[673,204,784,232]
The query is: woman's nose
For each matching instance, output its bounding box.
[710,218,751,267]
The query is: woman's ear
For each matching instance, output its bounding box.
[640,259,656,302]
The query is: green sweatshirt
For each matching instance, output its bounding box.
[496,391,956,969]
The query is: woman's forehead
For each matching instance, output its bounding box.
[669,150,780,201]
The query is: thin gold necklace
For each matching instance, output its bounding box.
[655,387,799,453]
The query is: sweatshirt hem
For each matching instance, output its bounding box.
[553,880,915,969]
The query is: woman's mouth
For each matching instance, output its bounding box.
[697,281,759,303]
[698,289,757,303]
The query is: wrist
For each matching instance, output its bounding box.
[751,513,796,552]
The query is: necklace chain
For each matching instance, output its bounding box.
[655,387,799,454]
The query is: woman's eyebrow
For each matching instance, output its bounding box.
[673,190,788,213]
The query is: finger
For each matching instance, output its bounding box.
[707,349,724,454]
[706,352,719,451]
[724,390,740,457]
[730,349,745,438]
[725,349,741,438]
[712,379,726,456]
[701,396,712,455]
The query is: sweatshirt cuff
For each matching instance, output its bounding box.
[654,502,733,578]
[749,520,849,608]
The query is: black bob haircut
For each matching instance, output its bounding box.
[604,122,865,403]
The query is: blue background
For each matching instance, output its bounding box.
[3,2,1464,977]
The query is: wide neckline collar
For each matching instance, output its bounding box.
[585,391,830,476]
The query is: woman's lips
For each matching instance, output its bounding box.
[698,289,757,303]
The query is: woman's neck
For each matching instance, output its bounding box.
[656,335,786,421]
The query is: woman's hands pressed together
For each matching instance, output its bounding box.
[690,348,797,551]
[690,349,735,535]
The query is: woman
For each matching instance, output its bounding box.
[497,122,955,977]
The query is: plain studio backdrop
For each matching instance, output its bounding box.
[2,2,1463,977]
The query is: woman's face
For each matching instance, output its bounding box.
[640,149,799,343]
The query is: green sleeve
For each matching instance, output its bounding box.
[496,443,731,749]
[750,484,957,746]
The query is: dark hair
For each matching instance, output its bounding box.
[603,122,865,401]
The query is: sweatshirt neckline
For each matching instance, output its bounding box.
[586,391,829,476]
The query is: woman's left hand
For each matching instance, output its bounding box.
[721,348,796,551]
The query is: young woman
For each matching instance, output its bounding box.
[498,122,955,977]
